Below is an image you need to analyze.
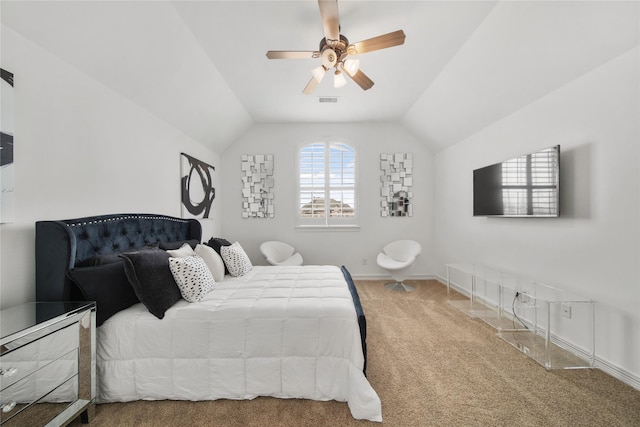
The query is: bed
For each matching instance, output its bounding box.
[35,213,381,422]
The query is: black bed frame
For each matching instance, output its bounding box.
[35,213,202,302]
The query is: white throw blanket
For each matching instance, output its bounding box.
[96,265,382,422]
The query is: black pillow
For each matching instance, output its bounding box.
[76,253,125,267]
[206,237,232,274]
[159,239,200,251]
[120,250,181,319]
[67,262,139,326]
[206,237,231,253]
[77,244,160,267]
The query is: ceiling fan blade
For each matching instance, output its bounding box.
[347,30,406,55]
[303,77,320,95]
[266,51,320,60]
[345,68,374,91]
[318,0,340,43]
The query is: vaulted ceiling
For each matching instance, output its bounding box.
[2,1,638,154]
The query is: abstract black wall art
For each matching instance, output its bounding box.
[1,68,14,223]
[180,153,215,219]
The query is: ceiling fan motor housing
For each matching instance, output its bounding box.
[319,34,350,68]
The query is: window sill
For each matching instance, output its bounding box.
[295,225,361,232]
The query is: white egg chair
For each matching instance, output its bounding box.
[259,241,304,266]
[376,240,422,292]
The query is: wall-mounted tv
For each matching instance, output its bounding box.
[473,145,560,217]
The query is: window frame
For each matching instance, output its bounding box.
[296,138,359,229]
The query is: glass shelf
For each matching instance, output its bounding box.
[445,263,596,370]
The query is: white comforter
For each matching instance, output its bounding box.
[96,265,382,422]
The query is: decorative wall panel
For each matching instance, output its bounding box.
[380,153,413,217]
[242,154,274,218]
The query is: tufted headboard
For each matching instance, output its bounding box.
[35,213,202,302]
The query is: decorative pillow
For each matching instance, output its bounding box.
[120,250,181,319]
[166,242,196,258]
[67,261,139,326]
[169,255,215,303]
[195,244,225,282]
[159,239,199,251]
[206,237,232,274]
[206,237,232,254]
[220,242,252,277]
[76,245,160,267]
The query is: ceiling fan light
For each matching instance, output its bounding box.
[311,66,327,82]
[343,58,360,76]
[321,48,338,68]
[334,70,347,88]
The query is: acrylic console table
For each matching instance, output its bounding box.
[446,263,596,370]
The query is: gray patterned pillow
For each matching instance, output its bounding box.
[220,242,253,277]
[168,255,215,302]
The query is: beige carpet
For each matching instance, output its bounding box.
[70,280,640,426]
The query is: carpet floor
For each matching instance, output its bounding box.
[70,279,640,426]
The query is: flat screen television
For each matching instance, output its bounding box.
[473,145,560,217]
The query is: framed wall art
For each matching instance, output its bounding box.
[1,68,14,223]
[241,154,274,218]
[380,152,413,217]
[180,153,215,219]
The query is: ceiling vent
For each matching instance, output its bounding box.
[318,96,339,103]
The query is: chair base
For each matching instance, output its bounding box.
[384,281,415,292]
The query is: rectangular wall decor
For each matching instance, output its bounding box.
[380,152,413,217]
[180,153,216,219]
[242,154,274,218]
[1,68,15,223]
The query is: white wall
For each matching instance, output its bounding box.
[434,47,640,381]
[0,27,221,308]
[219,122,434,278]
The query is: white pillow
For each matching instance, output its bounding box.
[166,242,195,258]
[220,242,252,277]
[168,255,215,303]
[195,244,225,282]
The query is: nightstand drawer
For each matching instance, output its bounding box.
[0,348,78,425]
[0,324,78,390]
[1,375,78,427]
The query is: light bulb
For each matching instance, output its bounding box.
[311,66,327,83]
[343,58,360,76]
[334,70,347,88]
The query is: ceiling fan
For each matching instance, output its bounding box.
[266,0,406,94]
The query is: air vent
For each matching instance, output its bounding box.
[318,96,338,103]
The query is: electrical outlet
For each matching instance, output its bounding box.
[519,291,530,305]
[561,303,572,319]
[361,258,367,266]
[517,343,530,355]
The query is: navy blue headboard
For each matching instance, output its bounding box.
[35,213,202,302]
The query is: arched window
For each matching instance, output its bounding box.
[297,140,357,226]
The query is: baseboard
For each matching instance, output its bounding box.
[552,335,640,390]
[595,358,640,391]
[435,275,640,391]
[435,274,471,297]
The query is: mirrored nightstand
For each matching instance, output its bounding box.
[0,302,96,426]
